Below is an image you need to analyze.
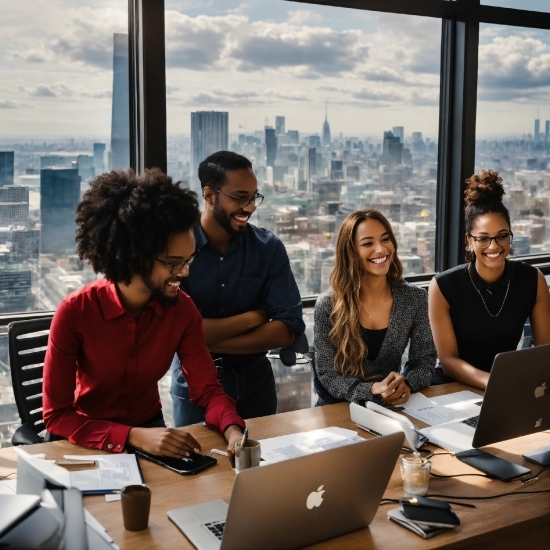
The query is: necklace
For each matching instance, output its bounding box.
[360,289,390,320]
[467,263,510,318]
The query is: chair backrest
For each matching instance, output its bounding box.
[8,317,53,435]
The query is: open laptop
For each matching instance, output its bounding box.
[167,431,404,550]
[419,344,550,454]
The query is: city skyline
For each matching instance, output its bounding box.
[1,1,549,139]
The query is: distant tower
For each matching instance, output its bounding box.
[275,116,286,136]
[110,33,130,170]
[265,127,277,167]
[322,103,331,147]
[93,143,106,175]
[0,151,15,187]
[382,131,403,167]
[546,120,550,142]
[0,186,29,227]
[40,168,81,255]
[304,147,316,195]
[190,111,228,192]
[392,127,404,142]
[534,118,540,142]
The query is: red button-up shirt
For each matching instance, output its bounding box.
[43,278,245,452]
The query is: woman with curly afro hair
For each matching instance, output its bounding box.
[42,168,245,456]
[428,170,550,389]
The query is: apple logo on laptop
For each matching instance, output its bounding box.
[306,485,325,509]
[534,382,546,399]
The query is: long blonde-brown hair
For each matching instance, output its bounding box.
[329,209,404,379]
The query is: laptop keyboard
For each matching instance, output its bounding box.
[203,521,225,541]
[461,415,480,428]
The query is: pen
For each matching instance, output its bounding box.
[240,428,249,448]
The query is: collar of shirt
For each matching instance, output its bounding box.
[98,279,167,321]
[195,223,244,255]
[469,258,515,290]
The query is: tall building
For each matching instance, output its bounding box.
[330,159,344,179]
[0,186,29,228]
[546,121,550,142]
[322,104,331,148]
[304,147,316,196]
[110,33,130,170]
[0,152,15,187]
[190,111,228,191]
[382,131,403,167]
[265,127,277,168]
[77,155,94,182]
[392,126,404,142]
[534,118,540,142]
[40,168,81,255]
[275,116,286,136]
[93,143,106,175]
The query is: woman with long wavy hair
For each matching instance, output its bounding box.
[313,209,436,406]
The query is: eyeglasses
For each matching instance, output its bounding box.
[468,232,513,248]
[155,253,196,274]
[210,188,264,209]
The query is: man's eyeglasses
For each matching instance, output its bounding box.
[209,188,264,209]
[469,232,513,248]
[155,253,196,274]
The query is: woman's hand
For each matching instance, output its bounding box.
[371,372,411,406]
[127,427,201,457]
[224,424,244,454]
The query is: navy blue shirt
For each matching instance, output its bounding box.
[181,223,305,345]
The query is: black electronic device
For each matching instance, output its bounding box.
[387,508,448,538]
[400,497,460,528]
[132,449,217,475]
[456,449,531,481]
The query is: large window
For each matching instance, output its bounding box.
[165,1,441,295]
[0,0,128,446]
[475,24,550,257]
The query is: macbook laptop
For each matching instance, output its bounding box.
[167,431,404,550]
[419,344,550,454]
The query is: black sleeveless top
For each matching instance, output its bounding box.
[360,327,388,362]
[435,260,538,372]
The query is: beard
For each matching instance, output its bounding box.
[142,271,179,308]
[212,198,249,237]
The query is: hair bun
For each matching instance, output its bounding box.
[464,170,505,206]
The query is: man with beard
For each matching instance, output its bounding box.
[170,151,305,425]
[42,168,245,455]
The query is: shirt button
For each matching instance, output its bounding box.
[220,257,223,261]
[117,445,121,449]
[107,444,113,449]
[221,284,225,287]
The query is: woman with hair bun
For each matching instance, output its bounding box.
[429,170,550,389]
[313,209,436,406]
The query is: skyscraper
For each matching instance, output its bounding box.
[93,143,106,175]
[322,104,331,148]
[40,168,81,255]
[546,121,550,142]
[304,147,316,196]
[265,127,277,167]
[0,152,14,187]
[392,127,404,142]
[275,116,286,136]
[382,131,403,167]
[110,33,130,170]
[534,118,540,142]
[190,111,228,191]
[0,186,29,228]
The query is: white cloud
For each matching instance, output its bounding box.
[287,10,324,25]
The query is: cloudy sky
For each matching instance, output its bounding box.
[0,0,548,140]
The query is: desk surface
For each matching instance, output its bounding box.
[1,383,549,550]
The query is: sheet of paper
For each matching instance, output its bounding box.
[259,427,364,463]
[63,454,143,493]
[398,393,434,409]
[403,391,483,426]
[0,479,17,494]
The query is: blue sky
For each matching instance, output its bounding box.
[0,1,548,139]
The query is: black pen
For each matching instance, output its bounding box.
[240,427,249,448]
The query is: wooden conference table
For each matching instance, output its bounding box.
[1,382,549,550]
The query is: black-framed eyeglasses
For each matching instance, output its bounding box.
[468,232,513,248]
[155,252,196,274]
[209,188,264,209]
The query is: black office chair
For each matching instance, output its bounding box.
[8,317,53,445]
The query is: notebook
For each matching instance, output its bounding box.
[167,431,404,550]
[419,344,550,453]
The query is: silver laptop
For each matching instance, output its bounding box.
[419,344,550,453]
[167,432,404,550]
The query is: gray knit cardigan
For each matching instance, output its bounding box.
[313,282,436,405]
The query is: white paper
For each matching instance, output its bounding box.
[0,479,17,494]
[105,493,122,502]
[398,393,434,409]
[403,391,483,426]
[63,454,143,493]
[259,427,364,463]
